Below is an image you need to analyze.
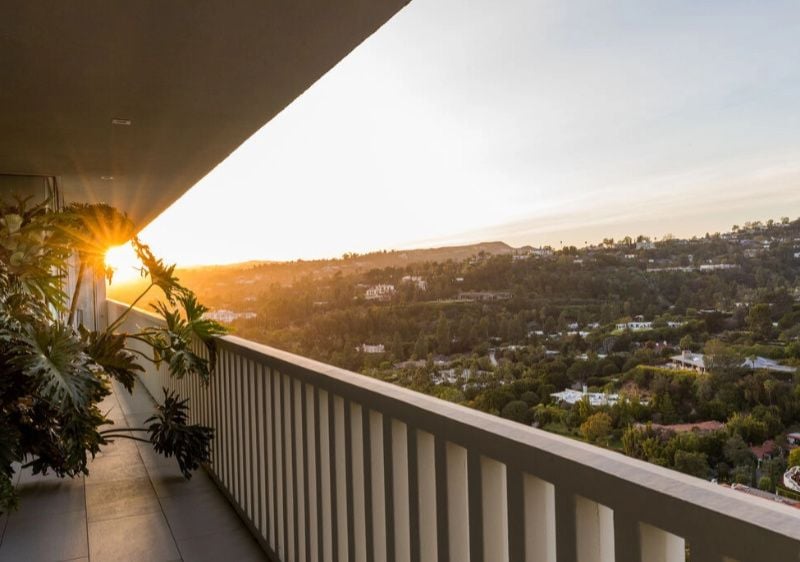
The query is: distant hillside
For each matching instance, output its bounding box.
[107,240,522,305]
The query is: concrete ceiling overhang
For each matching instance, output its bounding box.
[0,0,409,228]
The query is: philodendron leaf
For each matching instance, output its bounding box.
[146,389,213,478]
[13,323,99,411]
[80,327,144,392]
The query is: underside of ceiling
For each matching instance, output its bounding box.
[0,0,409,229]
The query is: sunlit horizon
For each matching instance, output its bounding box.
[137,0,800,267]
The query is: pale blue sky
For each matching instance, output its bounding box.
[141,0,800,264]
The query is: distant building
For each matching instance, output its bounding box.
[741,356,797,374]
[550,385,620,407]
[636,241,656,250]
[365,284,395,301]
[401,275,428,291]
[671,351,797,374]
[671,351,707,372]
[615,321,653,331]
[750,440,778,461]
[356,343,385,354]
[204,309,256,323]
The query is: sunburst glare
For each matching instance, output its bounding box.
[105,242,142,283]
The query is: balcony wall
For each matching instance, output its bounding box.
[108,300,800,562]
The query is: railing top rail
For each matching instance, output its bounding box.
[109,299,800,550]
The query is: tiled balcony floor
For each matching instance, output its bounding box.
[0,381,266,562]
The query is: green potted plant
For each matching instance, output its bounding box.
[0,196,225,512]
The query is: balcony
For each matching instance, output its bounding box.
[2,7,799,558]
[6,299,782,562]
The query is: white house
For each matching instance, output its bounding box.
[671,351,707,372]
[401,275,428,291]
[550,385,621,407]
[365,284,395,301]
[671,352,797,374]
[615,321,653,331]
[356,343,385,354]
[204,309,257,323]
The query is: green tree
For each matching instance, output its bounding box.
[726,413,768,445]
[673,450,710,478]
[501,400,530,424]
[392,331,404,360]
[435,312,451,355]
[746,304,773,341]
[704,339,744,381]
[788,448,800,468]
[580,412,613,443]
[723,435,755,468]
[413,334,428,359]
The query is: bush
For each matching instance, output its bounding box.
[520,391,540,406]
[788,448,800,468]
[580,412,613,443]
[673,450,710,479]
[501,400,531,424]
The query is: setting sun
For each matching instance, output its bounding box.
[104,242,142,283]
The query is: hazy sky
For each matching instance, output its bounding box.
[140,0,800,265]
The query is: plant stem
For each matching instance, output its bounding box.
[124,346,158,363]
[106,282,154,333]
[67,259,86,326]
[102,434,151,444]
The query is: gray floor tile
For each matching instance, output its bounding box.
[85,477,161,523]
[136,442,179,469]
[94,433,141,459]
[160,489,243,540]
[147,463,215,499]
[177,525,267,562]
[13,476,85,518]
[124,411,155,429]
[88,511,180,562]
[87,451,149,483]
[115,384,157,416]
[0,509,87,562]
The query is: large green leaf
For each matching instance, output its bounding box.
[80,327,144,392]
[147,389,212,478]
[13,323,99,411]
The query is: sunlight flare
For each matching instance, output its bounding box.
[105,242,142,283]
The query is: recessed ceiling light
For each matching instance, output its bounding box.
[111,118,131,126]
[100,176,114,181]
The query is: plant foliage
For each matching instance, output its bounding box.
[0,197,225,513]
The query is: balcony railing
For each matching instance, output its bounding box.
[108,299,800,562]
